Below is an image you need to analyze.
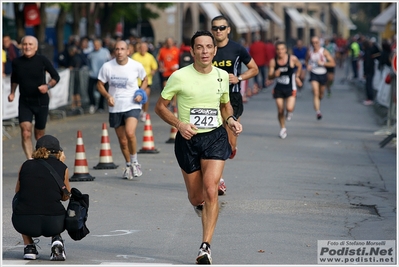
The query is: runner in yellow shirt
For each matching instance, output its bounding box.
[132,42,158,121]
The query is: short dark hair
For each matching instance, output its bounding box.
[190,31,216,48]
[275,41,286,48]
[211,15,230,27]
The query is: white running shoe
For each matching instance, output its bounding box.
[89,105,96,114]
[286,112,293,121]
[196,242,212,264]
[132,162,142,177]
[279,128,287,139]
[123,166,133,180]
[140,112,147,122]
[50,237,66,261]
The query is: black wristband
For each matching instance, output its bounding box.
[226,115,237,124]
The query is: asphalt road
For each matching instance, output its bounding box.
[2,66,396,266]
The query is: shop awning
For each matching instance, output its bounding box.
[331,6,357,30]
[199,3,221,20]
[218,3,249,34]
[301,14,318,29]
[370,3,396,32]
[234,3,269,31]
[233,3,260,32]
[312,16,328,32]
[285,7,306,28]
[301,14,328,32]
[260,5,285,29]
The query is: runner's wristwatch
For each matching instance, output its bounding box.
[226,115,237,124]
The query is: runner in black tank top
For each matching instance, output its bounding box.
[274,54,295,94]
[268,41,303,139]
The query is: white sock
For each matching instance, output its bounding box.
[130,154,138,163]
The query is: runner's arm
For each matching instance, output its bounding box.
[324,50,336,68]
[97,80,114,107]
[268,59,277,79]
[220,102,242,136]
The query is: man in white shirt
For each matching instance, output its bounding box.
[97,40,148,179]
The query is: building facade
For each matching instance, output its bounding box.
[148,2,356,48]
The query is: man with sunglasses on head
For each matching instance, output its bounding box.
[211,15,258,196]
[305,36,335,120]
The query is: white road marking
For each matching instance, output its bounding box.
[91,230,139,237]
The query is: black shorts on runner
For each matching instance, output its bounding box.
[174,126,232,174]
[229,92,244,118]
[18,98,49,130]
[273,88,296,99]
[326,67,335,73]
[309,72,327,85]
[109,109,140,128]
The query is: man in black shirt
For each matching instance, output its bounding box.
[8,35,60,159]
[211,15,258,195]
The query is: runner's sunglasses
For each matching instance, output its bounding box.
[211,25,228,31]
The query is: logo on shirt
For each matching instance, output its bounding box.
[213,60,232,67]
[110,76,128,89]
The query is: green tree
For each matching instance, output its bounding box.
[350,3,381,36]
[97,3,173,38]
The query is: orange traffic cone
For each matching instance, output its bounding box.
[166,106,178,143]
[138,113,159,154]
[94,123,118,169]
[70,130,95,182]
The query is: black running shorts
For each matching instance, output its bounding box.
[273,88,296,99]
[309,72,327,85]
[229,92,244,119]
[18,98,49,130]
[174,126,232,174]
[326,67,335,73]
[109,109,140,128]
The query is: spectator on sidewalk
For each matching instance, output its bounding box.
[87,38,111,114]
[292,39,308,93]
[12,135,71,261]
[265,39,276,87]
[362,38,381,106]
[324,38,337,97]
[3,34,21,76]
[68,45,84,109]
[349,35,361,80]
[249,34,268,92]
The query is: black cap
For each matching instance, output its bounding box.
[35,135,63,152]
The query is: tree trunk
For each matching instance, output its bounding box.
[36,3,47,43]
[72,4,81,36]
[56,7,67,53]
[86,3,100,38]
[100,4,113,39]
[14,3,25,43]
